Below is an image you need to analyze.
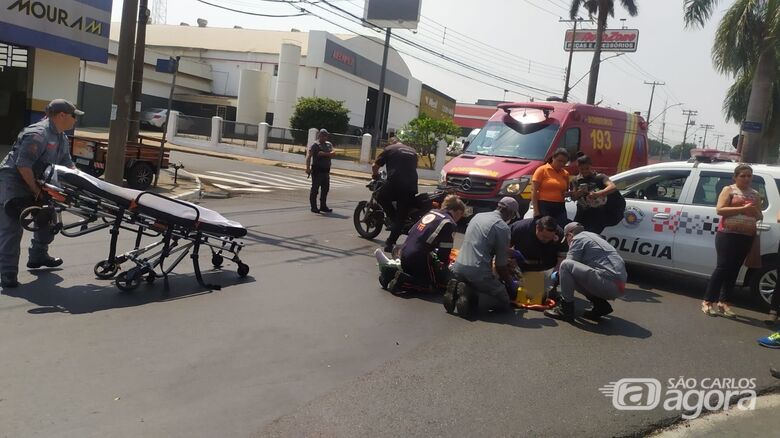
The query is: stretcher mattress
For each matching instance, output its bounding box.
[49,165,247,238]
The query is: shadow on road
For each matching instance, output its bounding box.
[242,229,378,264]
[619,287,663,304]
[2,269,254,315]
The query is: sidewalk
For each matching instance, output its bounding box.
[74,128,439,185]
[651,392,780,437]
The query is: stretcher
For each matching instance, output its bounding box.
[20,165,248,292]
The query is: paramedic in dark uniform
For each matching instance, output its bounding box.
[305,128,336,213]
[0,99,81,288]
[392,194,466,291]
[372,138,419,253]
[509,216,566,272]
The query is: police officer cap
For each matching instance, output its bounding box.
[46,99,84,116]
[497,196,519,217]
[319,128,329,135]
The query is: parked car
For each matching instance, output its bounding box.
[526,156,779,306]
[140,108,194,131]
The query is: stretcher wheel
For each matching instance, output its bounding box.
[94,260,119,279]
[20,206,42,232]
[237,263,249,278]
[211,254,224,268]
[146,271,157,284]
[115,271,141,292]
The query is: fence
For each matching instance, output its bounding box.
[176,115,212,140]
[165,112,447,180]
[329,133,363,163]
[221,120,259,148]
[267,127,308,154]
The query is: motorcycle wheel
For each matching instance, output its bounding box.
[353,200,382,239]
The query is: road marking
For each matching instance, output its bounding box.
[205,171,298,189]
[211,183,272,193]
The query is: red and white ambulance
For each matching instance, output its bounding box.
[441,101,649,217]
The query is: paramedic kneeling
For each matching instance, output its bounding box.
[544,222,627,322]
[0,99,81,288]
[509,216,565,272]
[397,195,466,290]
[448,197,518,312]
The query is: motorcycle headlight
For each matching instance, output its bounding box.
[499,178,529,195]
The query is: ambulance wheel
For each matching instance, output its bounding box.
[20,206,42,232]
[211,254,224,268]
[353,201,382,239]
[94,260,119,279]
[237,263,249,278]
[115,271,141,292]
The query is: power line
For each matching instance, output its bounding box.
[195,0,308,16]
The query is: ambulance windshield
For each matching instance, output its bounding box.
[465,120,560,160]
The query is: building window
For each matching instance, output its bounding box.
[273,64,279,77]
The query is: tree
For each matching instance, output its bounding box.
[684,0,780,163]
[569,0,639,104]
[671,142,698,160]
[649,139,672,157]
[289,97,350,136]
[398,114,461,169]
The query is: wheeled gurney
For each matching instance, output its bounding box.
[20,165,249,292]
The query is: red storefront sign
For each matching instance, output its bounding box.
[564,29,639,52]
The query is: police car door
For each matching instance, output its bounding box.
[675,169,771,276]
[607,168,693,269]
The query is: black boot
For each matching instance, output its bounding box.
[1,272,19,288]
[319,195,332,213]
[310,192,319,213]
[545,300,575,322]
[443,279,460,314]
[27,255,63,269]
[582,297,613,322]
[455,283,477,319]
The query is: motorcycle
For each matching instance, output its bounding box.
[353,174,449,240]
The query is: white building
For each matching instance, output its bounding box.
[82,24,423,134]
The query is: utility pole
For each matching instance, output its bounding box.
[700,124,715,149]
[128,0,149,143]
[680,109,697,160]
[644,81,664,124]
[714,134,724,151]
[371,28,392,156]
[105,0,140,184]
[659,98,668,145]
[560,17,592,102]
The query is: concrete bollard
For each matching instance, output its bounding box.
[360,133,372,163]
[435,138,448,172]
[258,122,269,153]
[211,116,223,148]
[166,110,179,140]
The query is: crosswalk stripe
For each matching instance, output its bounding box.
[252,170,359,186]
[206,171,298,189]
[192,173,279,189]
[212,183,271,193]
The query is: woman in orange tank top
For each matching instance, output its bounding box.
[531,148,570,225]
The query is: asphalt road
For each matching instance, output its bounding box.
[1,151,779,437]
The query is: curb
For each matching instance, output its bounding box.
[163,168,202,202]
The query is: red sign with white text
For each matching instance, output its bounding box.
[564,29,639,52]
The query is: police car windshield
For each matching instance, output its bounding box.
[464,120,560,160]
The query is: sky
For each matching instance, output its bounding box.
[111,0,737,149]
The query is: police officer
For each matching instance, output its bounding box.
[305,128,336,213]
[0,99,81,288]
[389,194,466,292]
[371,137,419,253]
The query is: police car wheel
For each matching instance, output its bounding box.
[751,263,777,306]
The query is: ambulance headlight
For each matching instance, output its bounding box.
[499,178,529,195]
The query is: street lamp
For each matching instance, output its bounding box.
[566,53,625,98]
[649,102,684,124]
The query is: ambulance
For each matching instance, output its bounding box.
[440,101,649,217]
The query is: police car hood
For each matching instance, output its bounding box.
[443,154,541,181]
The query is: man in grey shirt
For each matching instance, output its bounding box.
[447,197,519,314]
[545,222,627,322]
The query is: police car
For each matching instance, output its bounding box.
[527,152,780,306]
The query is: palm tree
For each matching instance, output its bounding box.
[569,0,639,105]
[684,0,780,163]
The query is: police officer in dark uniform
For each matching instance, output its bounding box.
[390,194,466,292]
[305,128,336,213]
[0,99,81,288]
[371,137,419,253]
